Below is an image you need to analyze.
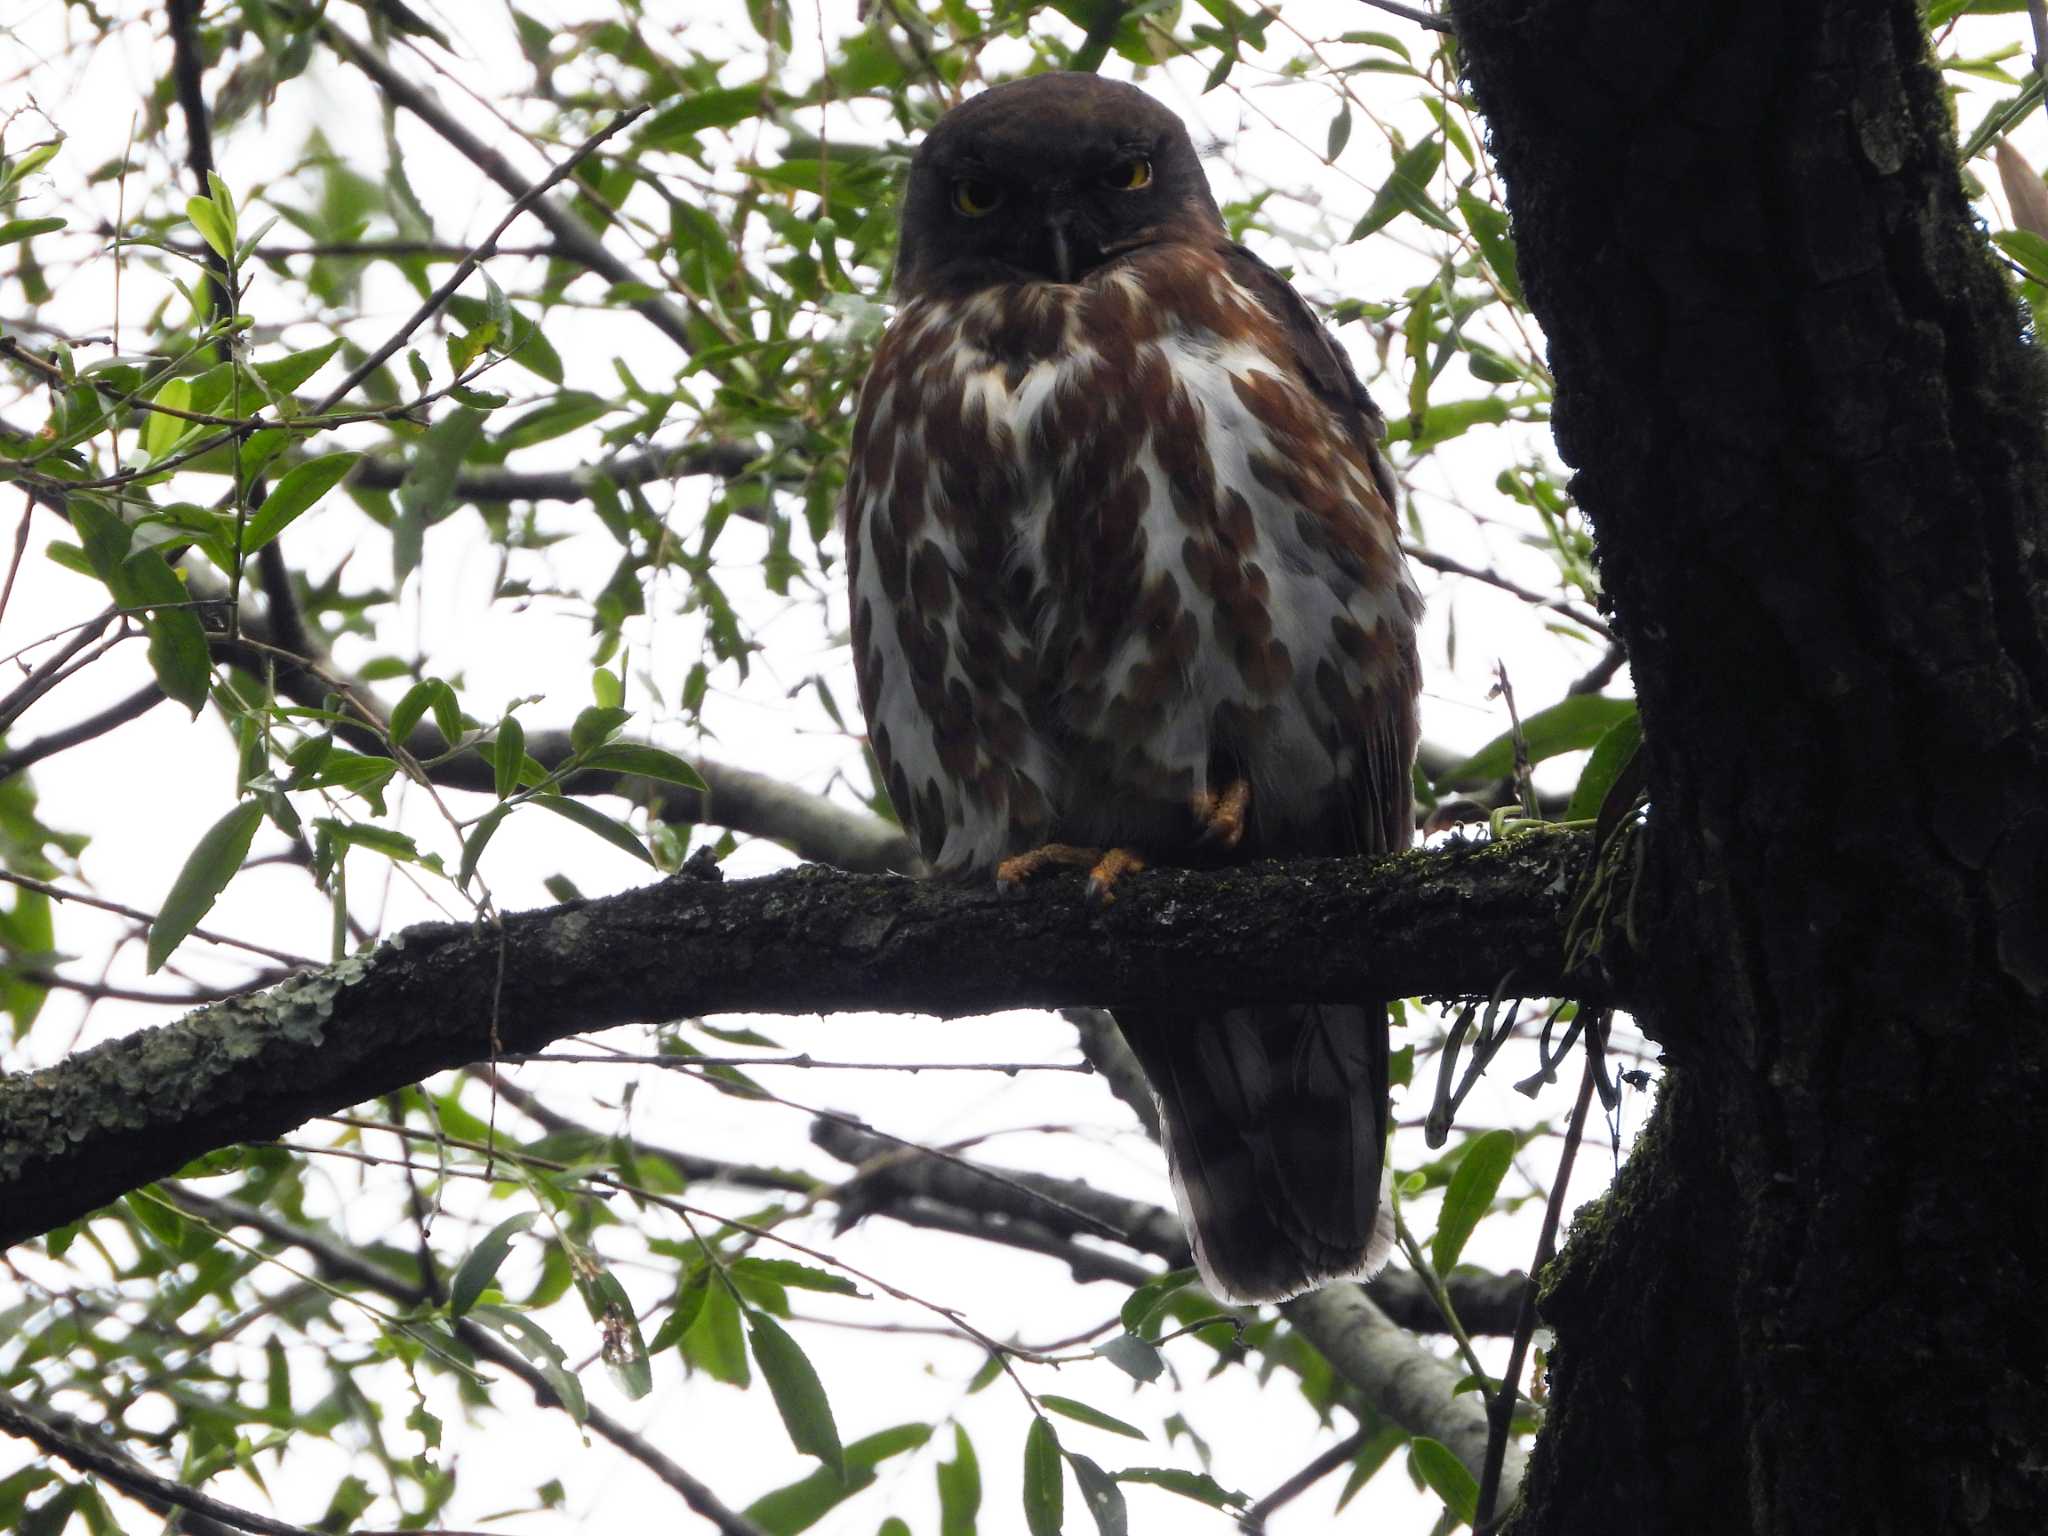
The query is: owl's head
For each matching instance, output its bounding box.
[894,73,1225,300]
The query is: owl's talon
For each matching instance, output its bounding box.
[1084,847,1147,906]
[1191,779,1252,850]
[995,843,1102,893]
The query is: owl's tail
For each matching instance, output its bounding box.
[1114,1002,1392,1305]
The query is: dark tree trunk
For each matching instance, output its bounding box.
[1454,3,2048,1532]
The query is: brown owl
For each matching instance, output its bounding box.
[844,73,1422,1302]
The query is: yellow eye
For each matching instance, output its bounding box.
[1106,158,1153,191]
[952,179,1003,217]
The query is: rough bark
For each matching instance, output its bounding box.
[1455,3,2048,1532]
[0,828,1606,1250]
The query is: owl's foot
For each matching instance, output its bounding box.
[1191,779,1252,850]
[1084,847,1147,906]
[995,843,1102,892]
[994,843,1147,906]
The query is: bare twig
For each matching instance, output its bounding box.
[1474,1012,1604,1533]
[312,105,649,412]
[0,683,167,782]
[1402,541,1614,640]
[1358,0,1454,33]
[0,870,315,969]
[1240,1424,1374,1533]
[0,1390,316,1536]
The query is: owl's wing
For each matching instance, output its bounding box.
[1223,242,1399,512]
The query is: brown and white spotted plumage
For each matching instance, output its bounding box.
[845,74,1422,1303]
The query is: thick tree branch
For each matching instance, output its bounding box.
[0,829,1604,1248]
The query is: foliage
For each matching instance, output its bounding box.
[0,2,2037,1532]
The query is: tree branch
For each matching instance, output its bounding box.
[317,24,711,357]
[0,830,1605,1248]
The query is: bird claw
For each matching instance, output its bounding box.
[1084,847,1146,906]
[993,843,1145,907]
[995,843,1101,895]
[1191,779,1251,850]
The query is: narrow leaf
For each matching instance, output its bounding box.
[148,801,264,971]
[1067,1454,1129,1536]
[578,741,708,791]
[748,1312,844,1478]
[120,550,211,714]
[1565,709,1643,823]
[1432,1128,1517,1275]
[533,793,653,865]
[938,1425,980,1536]
[243,453,358,551]
[1435,694,1638,791]
[450,1211,538,1317]
[493,717,526,799]
[1023,1418,1063,1536]
[1410,1436,1480,1524]
[1039,1396,1147,1442]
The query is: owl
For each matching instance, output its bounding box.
[844,73,1422,1303]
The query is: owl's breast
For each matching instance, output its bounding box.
[847,254,1419,874]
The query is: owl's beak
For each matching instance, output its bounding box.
[1046,216,1075,283]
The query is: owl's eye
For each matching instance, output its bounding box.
[1105,158,1153,191]
[951,179,1004,217]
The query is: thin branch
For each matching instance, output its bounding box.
[312,105,649,412]
[1475,1014,1602,1534]
[0,1390,315,1536]
[318,23,710,356]
[1240,1424,1374,1533]
[0,683,167,782]
[163,1189,767,1536]
[1359,0,1455,33]
[346,439,773,503]
[510,1049,1096,1074]
[0,870,316,969]
[1402,541,1614,640]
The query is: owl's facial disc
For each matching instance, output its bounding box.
[895,74,1227,300]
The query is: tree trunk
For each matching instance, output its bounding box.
[1454,3,2048,1531]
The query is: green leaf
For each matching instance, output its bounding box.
[0,217,65,247]
[147,800,263,971]
[143,377,193,460]
[741,1424,932,1536]
[1457,188,1523,304]
[938,1424,980,1536]
[1993,227,2048,285]
[1119,1267,1198,1337]
[1067,1454,1128,1536]
[1110,1467,1247,1511]
[1434,694,1639,791]
[570,705,632,754]
[1565,708,1643,822]
[727,1257,861,1297]
[187,195,232,260]
[1350,135,1458,241]
[1023,1417,1063,1536]
[498,392,612,450]
[1092,1334,1163,1384]
[640,84,787,147]
[395,408,487,582]
[450,1211,539,1317]
[493,717,526,799]
[1039,1396,1147,1442]
[468,1305,586,1424]
[243,453,358,551]
[1432,1129,1515,1275]
[389,678,444,747]
[533,793,653,865]
[120,549,211,715]
[578,741,707,791]
[1410,1436,1479,1524]
[680,1276,749,1385]
[747,1312,844,1478]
